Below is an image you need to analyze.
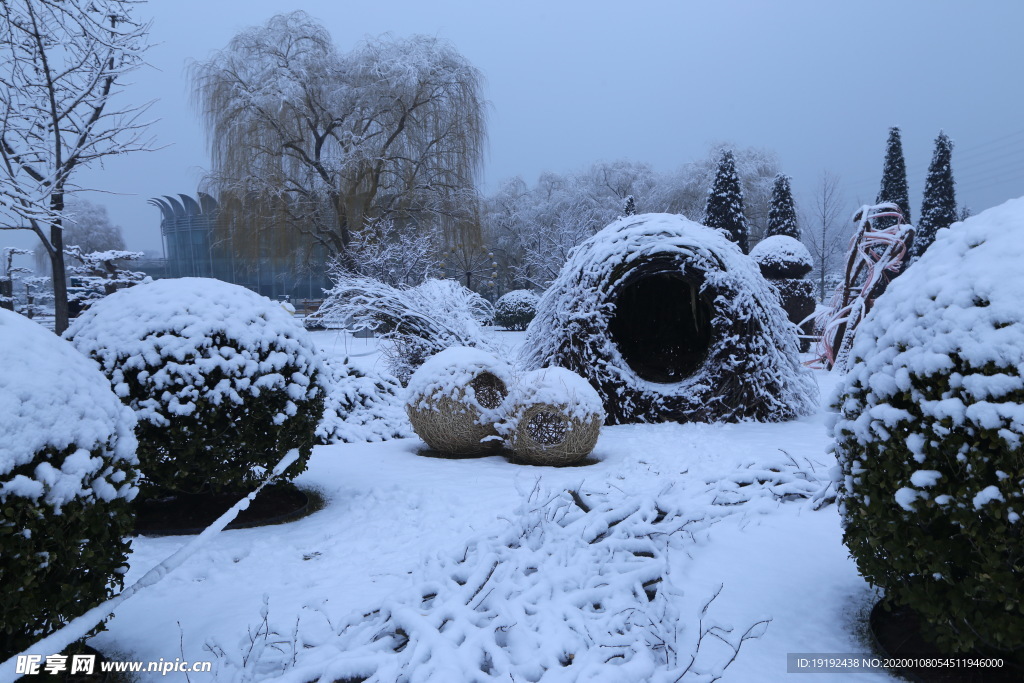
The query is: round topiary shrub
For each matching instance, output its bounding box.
[749,235,813,280]
[1,309,139,658]
[65,278,325,497]
[502,367,604,466]
[405,347,513,455]
[493,290,540,331]
[833,198,1024,656]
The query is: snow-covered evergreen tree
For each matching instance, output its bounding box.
[913,131,957,261]
[876,127,912,225]
[766,174,799,239]
[703,150,749,253]
[622,194,636,217]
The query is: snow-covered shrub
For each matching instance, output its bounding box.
[749,235,812,280]
[0,309,139,658]
[316,357,412,444]
[502,367,604,465]
[65,278,324,497]
[315,273,494,384]
[493,289,539,331]
[524,213,817,424]
[405,347,512,455]
[751,236,816,352]
[833,198,1024,655]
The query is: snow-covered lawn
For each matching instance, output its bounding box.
[86,329,897,682]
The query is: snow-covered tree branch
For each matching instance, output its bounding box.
[0,0,154,333]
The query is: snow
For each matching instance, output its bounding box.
[973,485,1005,509]
[501,366,605,431]
[405,346,514,420]
[749,234,812,271]
[316,356,412,444]
[64,278,323,429]
[0,309,138,511]
[5,320,905,682]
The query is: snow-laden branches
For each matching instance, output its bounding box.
[314,272,494,382]
[0,0,154,332]
[205,485,772,683]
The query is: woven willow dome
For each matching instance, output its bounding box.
[405,347,513,455]
[522,213,817,424]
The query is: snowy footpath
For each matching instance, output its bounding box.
[86,331,897,682]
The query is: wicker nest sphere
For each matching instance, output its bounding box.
[749,235,813,280]
[503,367,604,466]
[405,346,513,455]
[522,213,817,424]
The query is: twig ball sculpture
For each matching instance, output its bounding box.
[503,367,604,466]
[523,213,817,424]
[405,347,513,455]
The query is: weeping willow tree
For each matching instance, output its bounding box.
[189,11,487,270]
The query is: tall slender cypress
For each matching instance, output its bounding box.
[704,150,749,253]
[766,174,799,239]
[877,127,912,225]
[914,131,957,261]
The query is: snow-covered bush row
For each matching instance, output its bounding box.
[833,197,1024,654]
[523,213,817,424]
[315,273,494,384]
[65,278,324,497]
[0,309,138,658]
[315,357,412,444]
[492,289,539,331]
[206,486,769,682]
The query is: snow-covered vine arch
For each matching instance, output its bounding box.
[522,213,817,424]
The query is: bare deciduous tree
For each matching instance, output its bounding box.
[0,0,152,333]
[803,171,850,301]
[33,198,126,274]
[190,11,486,271]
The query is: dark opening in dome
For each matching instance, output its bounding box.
[609,269,713,383]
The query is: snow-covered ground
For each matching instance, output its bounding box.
[85,329,897,682]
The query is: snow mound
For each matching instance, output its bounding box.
[65,278,322,429]
[749,235,813,279]
[316,357,413,444]
[0,309,138,509]
[523,213,817,424]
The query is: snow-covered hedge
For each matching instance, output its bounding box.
[833,197,1024,655]
[316,357,412,444]
[0,309,139,658]
[523,213,817,424]
[65,278,324,497]
[749,235,812,280]
[493,289,539,331]
[405,347,513,455]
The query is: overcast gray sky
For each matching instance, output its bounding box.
[12,0,1024,253]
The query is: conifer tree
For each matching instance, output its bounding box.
[766,174,800,239]
[704,150,749,253]
[913,131,957,261]
[623,194,636,216]
[876,127,912,225]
